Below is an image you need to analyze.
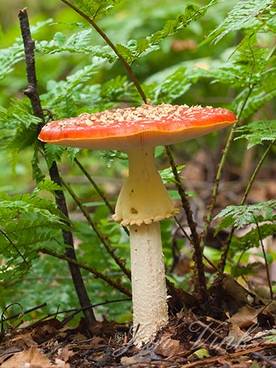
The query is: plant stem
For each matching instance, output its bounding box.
[204,85,254,232]
[0,228,28,265]
[40,248,131,297]
[61,179,131,279]
[4,303,47,322]
[59,0,147,104]
[240,140,275,205]
[255,219,273,300]
[74,157,130,235]
[217,141,274,274]
[175,217,218,272]
[165,146,208,301]
[18,8,96,325]
[74,157,114,213]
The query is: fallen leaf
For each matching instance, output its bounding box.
[2,346,53,368]
[55,358,70,367]
[192,348,210,359]
[230,306,260,329]
[227,323,245,346]
[56,347,74,362]
[155,334,182,357]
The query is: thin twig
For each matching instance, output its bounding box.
[180,342,276,368]
[240,140,275,205]
[255,217,273,300]
[165,146,208,301]
[18,8,95,325]
[175,217,218,272]
[59,0,147,104]
[3,303,47,322]
[74,157,130,236]
[61,179,131,279]
[174,216,192,243]
[40,248,131,297]
[74,157,114,214]
[0,228,28,265]
[204,85,254,232]
[61,298,131,325]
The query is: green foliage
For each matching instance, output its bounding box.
[41,58,107,117]
[0,101,41,150]
[235,120,276,148]
[0,19,54,80]
[216,200,276,229]
[37,30,115,60]
[0,0,275,321]
[116,0,216,63]
[0,191,64,285]
[233,223,276,252]
[207,0,275,44]
[70,0,121,19]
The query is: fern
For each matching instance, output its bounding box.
[36,179,62,192]
[235,120,276,148]
[207,0,275,44]
[41,58,106,117]
[0,101,40,150]
[70,0,121,19]
[231,223,276,252]
[215,200,276,229]
[37,30,115,60]
[116,1,216,63]
[0,192,65,283]
[0,19,54,80]
[233,75,276,119]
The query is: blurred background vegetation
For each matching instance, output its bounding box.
[0,0,275,325]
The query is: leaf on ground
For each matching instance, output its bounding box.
[2,346,53,368]
[155,333,182,357]
[227,323,245,345]
[192,348,210,359]
[222,276,250,306]
[230,306,260,328]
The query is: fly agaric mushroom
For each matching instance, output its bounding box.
[39,104,236,346]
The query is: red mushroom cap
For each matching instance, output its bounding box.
[38,104,236,150]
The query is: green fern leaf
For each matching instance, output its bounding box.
[216,200,276,229]
[235,120,276,148]
[207,0,274,44]
[116,1,216,63]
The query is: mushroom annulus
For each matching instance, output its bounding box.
[39,104,236,346]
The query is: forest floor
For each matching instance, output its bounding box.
[0,305,275,368]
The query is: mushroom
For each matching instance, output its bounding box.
[39,104,236,346]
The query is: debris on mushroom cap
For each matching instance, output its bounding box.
[38,103,236,150]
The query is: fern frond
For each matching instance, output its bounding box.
[70,0,120,19]
[235,120,276,148]
[116,0,216,63]
[207,0,274,44]
[37,30,115,60]
[0,19,54,80]
[215,200,276,229]
[41,58,106,117]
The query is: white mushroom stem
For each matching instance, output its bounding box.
[130,222,168,346]
[113,146,174,345]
